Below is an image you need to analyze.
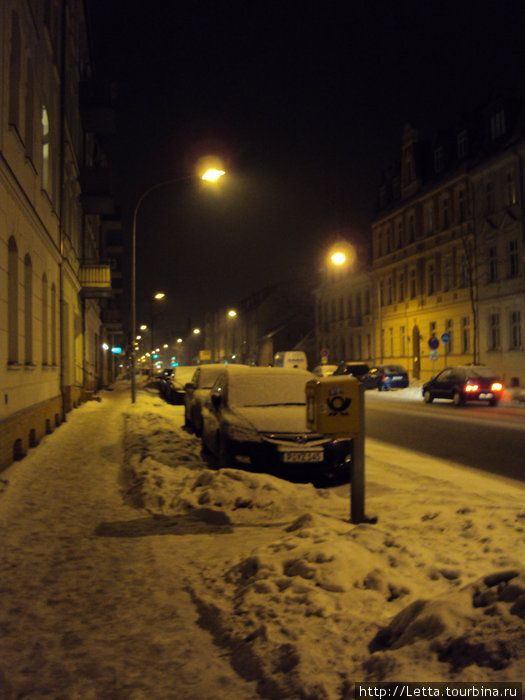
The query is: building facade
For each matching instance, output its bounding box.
[1,0,121,470]
[315,92,525,386]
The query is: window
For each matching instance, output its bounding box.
[389,327,394,357]
[398,272,405,302]
[462,317,470,354]
[24,254,33,364]
[427,262,435,296]
[459,252,468,288]
[457,189,466,222]
[457,130,468,158]
[42,106,50,192]
[508,240,519,278]
[396,220,403,248]
[379,280,384,307]
[486,181,495,215]
[490,110,506,140]
[441,197,450,229]
[488,313,500,351]
[339,297,344,321]
[387,277,393,305]
[408,213,415,243]
[347,295,353,319]
[425,203,434,235]
[510,311,522,349]
[410,268,417,299]
[505,171,517,206]
[400,326,406,357]
[9,13,22,129]
[42,274,48,364]
[25,59,35,160]
[488,246,498,282]
[429,321,437,338]
[364,290,371,315]
[443,256,453,291]
[51,283,57,364]
[445,319,454,353]
[8,237,19,363]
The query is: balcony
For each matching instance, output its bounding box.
[79,263,113,298]
[101,307,123,332]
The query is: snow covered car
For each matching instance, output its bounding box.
[184,364,251,435]
[201,366,353,480]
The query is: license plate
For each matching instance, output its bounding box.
[479,392,493,399]
[282,451,324,463]
[394,375,403,381]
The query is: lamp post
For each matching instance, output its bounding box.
[130,168,225,403]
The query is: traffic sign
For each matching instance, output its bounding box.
[429,349,439,361]
[428,337,439,350]
[441,333,450,344]
[320,348,329,357]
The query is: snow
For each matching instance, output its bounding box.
[0,379,524,698]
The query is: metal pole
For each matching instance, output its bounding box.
[131,202,137,403]
[351,381,365,524]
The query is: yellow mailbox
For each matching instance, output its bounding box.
[306,375,361,437]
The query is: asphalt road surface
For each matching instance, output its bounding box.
[364,394,525,482]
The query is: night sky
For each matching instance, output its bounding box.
[86,0,524,342]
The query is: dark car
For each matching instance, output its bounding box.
[333,362,370,381]
[201,366,352,481]
[158,368,186,405]
[362,365,409,391]
[422,366,503,407]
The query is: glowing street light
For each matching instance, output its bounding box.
[193,328,201,335]
[130,165,226,403]
[154,292,165,300]
[228,309,237,318]
[201,168,225,181]
[331,251,347,266]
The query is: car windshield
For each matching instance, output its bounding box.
[198,367,224,389]
[229,372,310,408]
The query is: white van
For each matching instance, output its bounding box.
[273,351,308,370]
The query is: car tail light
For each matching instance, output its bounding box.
[491,382,503,392]
[464,383,479,392]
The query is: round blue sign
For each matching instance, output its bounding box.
[428,337,439,349]
[441,333,450,343]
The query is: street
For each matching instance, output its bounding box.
[0,382,524,698]
[365,391,525,482]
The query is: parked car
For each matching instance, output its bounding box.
[185,364,251,435]
[333,362,370,381]
[273,351,308,370]
[422,366,503,407]
[201,366,353,480]
[312,364,339,378]
[160,366,196,405]
[362,365,409,391]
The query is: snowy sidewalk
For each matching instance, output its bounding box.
[1,382,524,699]
[0,384,259,700]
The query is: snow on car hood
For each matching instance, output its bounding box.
[233,405,309,434]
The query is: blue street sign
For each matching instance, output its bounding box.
[441,333,450,344]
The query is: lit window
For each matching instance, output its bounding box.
[42,106,50,191]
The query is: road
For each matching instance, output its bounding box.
[364,392,525,482]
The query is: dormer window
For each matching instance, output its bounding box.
[490,109,506,140]
[457,130,468,158]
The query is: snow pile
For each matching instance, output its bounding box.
[123,397,525,694]
[123,411,343,524]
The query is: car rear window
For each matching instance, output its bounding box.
[466,367,499,379]
[383,365,406,373]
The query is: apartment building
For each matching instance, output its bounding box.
[0,0,121,470]
[315,91,525,386]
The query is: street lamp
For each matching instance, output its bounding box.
[131,168,225,403]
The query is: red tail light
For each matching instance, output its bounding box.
[491,382,503,392]
[464,383,479,392]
